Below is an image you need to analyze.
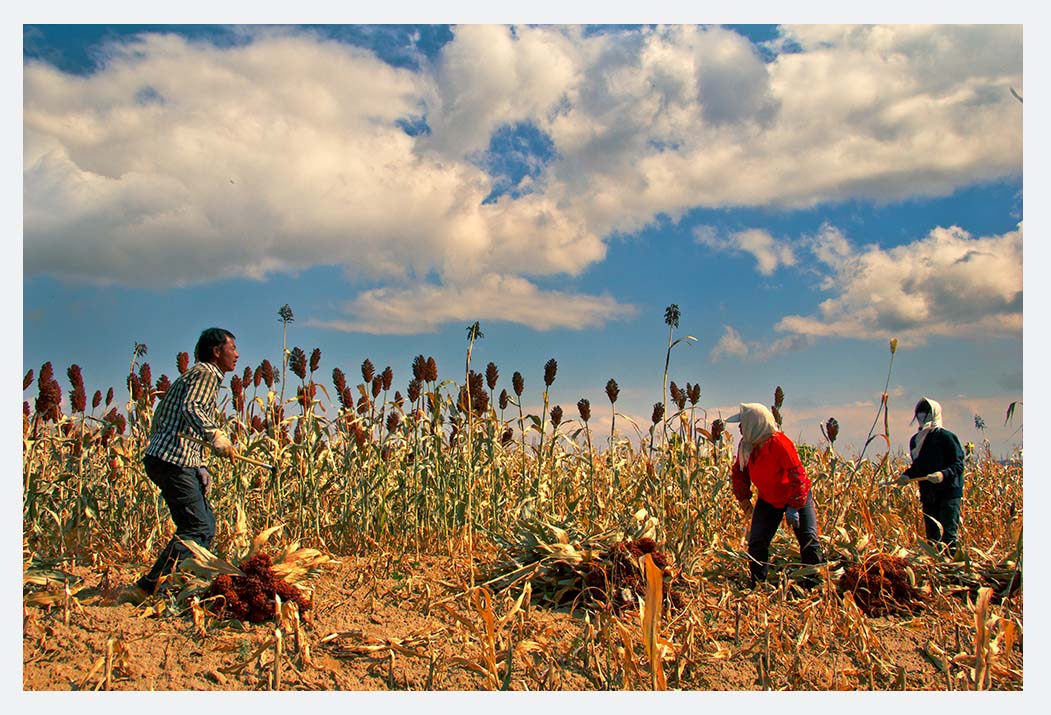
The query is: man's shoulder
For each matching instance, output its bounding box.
[187,361,223,380]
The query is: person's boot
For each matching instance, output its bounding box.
[111,583,148,606]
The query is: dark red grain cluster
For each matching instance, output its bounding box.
[651,402,664,425]
[230,375,244,412]
[361,359,375,384]
[580,538,681,612]
[289,347,307,381]
[67,364,87,414]
[577,398,590,423]
[155,374,172,400]
[258,360,275,388]
[686,382,701,405]
[839,554,925,617]
[670,382,685,410]
[458,371,488,416]
[543,358,557,387]
[407,379,422,404]
[332,368,347,395]
[35,362,63,423]
[206,552,311,623]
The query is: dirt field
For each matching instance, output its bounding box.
[22,546,1019,692]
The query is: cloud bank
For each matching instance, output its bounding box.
[776,223,1023,342]
[24,24,1022,332]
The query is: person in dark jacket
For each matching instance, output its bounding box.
[894,397,965,555]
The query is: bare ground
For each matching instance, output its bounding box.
[22,550,1022,692]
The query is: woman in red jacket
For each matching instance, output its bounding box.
[729,403,824,586]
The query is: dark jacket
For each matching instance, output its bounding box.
[903,427,965,500]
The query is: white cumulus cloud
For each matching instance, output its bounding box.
[709,324,812,363]
[23,24,1022,333]
[694,225,796,275]
[306,273,636,334]
[776,223,1023,342]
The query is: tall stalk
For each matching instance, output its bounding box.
[465,322,484,587]
[278,304,294,409]
[536,359,557,505]
[660,305,696,450]
[512,371,526,502]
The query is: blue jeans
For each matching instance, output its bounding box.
[136,455,216,594]
[747,493,823,585]
[922,495,961,555]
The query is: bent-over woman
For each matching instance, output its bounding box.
[729,403,824,586]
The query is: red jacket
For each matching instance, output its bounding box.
[731,432,810,509]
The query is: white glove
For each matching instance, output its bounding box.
[784,507,800,529]
[210,431,236,458]
[926,471,944,484]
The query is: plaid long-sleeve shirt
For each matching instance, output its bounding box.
[145,360,225,468]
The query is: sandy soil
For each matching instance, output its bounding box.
[23,551,1020,692]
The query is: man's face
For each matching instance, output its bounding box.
[214,337,239,374]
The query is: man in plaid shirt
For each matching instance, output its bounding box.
[116,327,239,605]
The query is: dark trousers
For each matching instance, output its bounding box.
[136,455,216,594]
[922,495,962,555]
[747,493,824,584]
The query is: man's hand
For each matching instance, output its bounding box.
[211,431,238,459]
[196,466,212,495]
[785,507,800,529]
[926,471,944,484]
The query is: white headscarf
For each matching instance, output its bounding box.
[910,396,943,460]
[736,402,780,470]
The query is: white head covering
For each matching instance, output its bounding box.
[733,402,780,469]
[911,396,943,460]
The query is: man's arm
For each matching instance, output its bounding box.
[180,367,221,440]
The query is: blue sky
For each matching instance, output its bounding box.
[19,20,1027,460]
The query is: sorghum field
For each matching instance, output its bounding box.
[22,340,1023,691]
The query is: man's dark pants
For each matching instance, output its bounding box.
[747,492,823,585]
[922,494,961,556]
[136,455,216,594]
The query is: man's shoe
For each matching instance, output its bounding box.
[112,584,148,606]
